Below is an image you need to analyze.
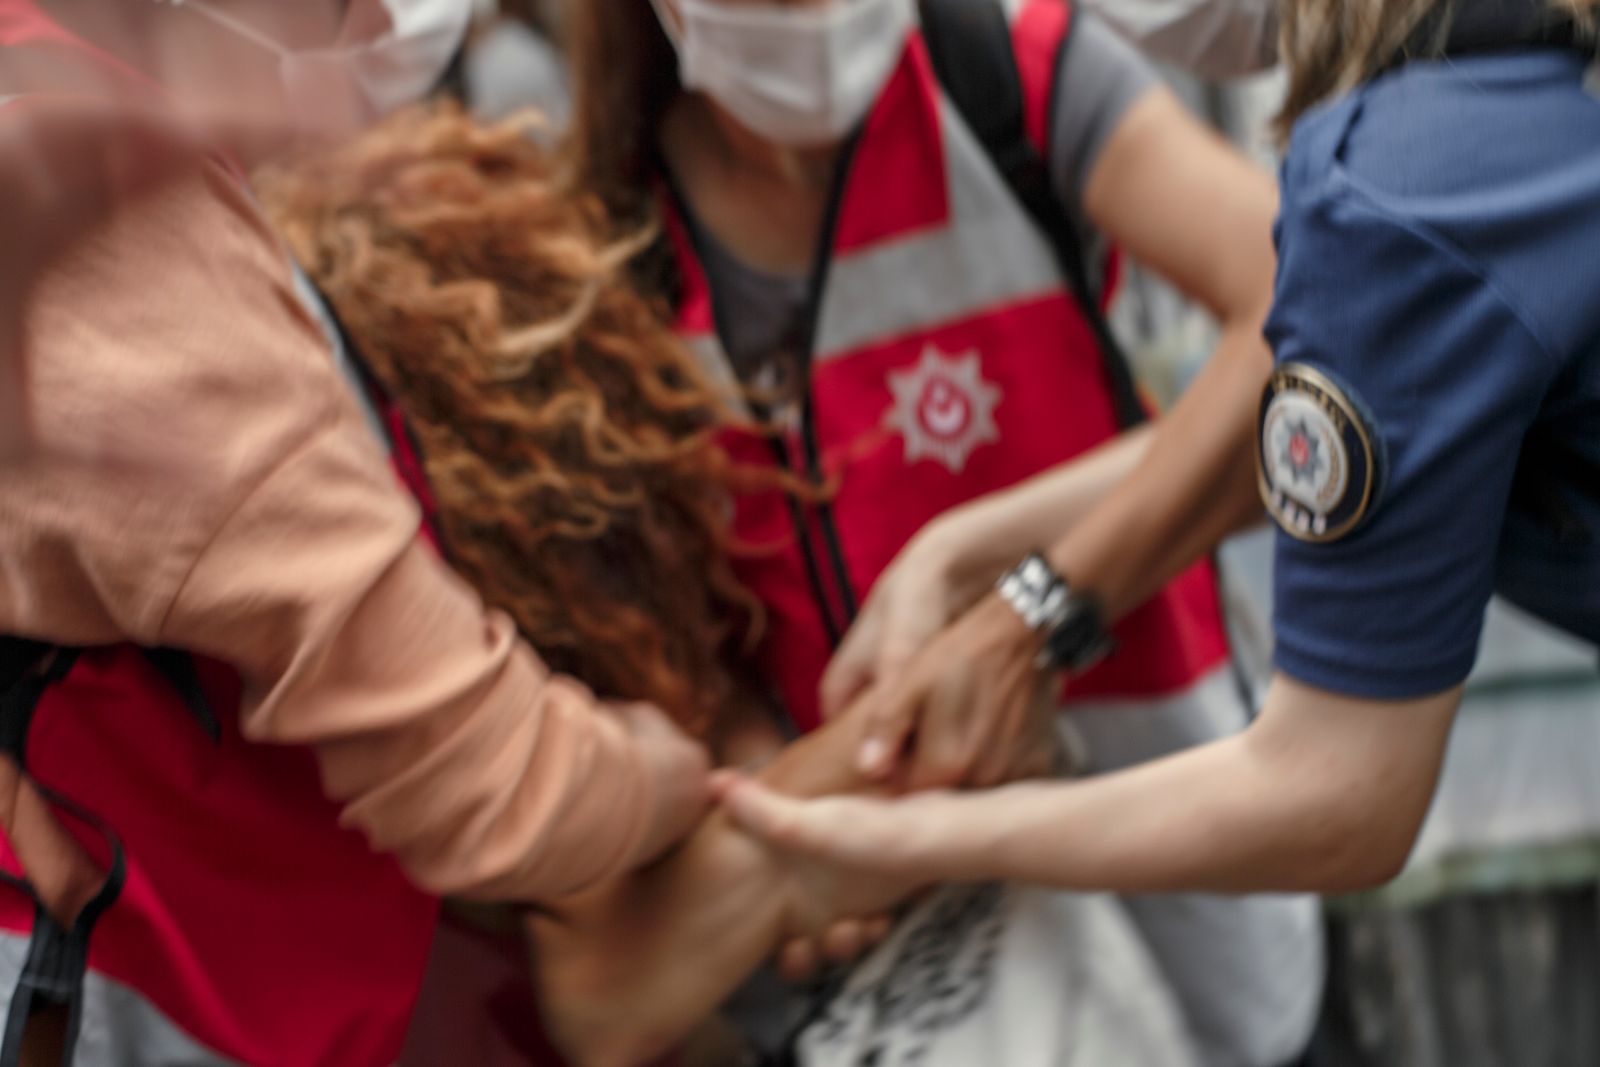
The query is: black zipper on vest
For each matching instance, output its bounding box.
[662,135,865,648]
[781,131,867,645]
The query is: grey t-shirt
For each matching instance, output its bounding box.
[690,11,1158,381]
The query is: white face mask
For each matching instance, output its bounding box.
[156,0,472,125]
[649,0,916,147]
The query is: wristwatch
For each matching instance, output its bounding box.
[995,552,1115,673]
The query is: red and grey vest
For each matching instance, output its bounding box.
[0,7,441,1064]
[667,0,1234,732]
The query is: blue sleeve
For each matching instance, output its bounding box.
[1263,114,1561,700]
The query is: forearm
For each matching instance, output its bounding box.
[922,425,1155,598]
[533,716,867,1067]
[530,812,789,1067]
[931,676,1458,895]
[1047,319,1269,618]
[1064,85,1278,619]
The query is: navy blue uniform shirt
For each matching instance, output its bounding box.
[1261,49,1600,700]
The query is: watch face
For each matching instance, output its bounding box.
[998,554,1066,631]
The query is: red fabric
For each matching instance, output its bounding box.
[674,18,1230,732]
[0,651,439,1066]
[662,205,718,336]
[401,916,566,1067]
[1013,0,1074,157]
[832,39,950,254]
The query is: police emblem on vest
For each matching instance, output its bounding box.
[1258,363,1384,543]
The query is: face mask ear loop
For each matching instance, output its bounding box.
[149,0,291,59]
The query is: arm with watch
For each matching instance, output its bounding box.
[716,95,1462,894]
[820,71,1281,788]
[832,317,1266,790]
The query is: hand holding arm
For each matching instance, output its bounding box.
[725,674,1462,896]
[819,424,1155,719]
[850,86,1278,785]
[529,711,917,1067]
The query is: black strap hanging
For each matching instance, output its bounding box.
[0,783,128,1067]
[918,0,1149,432]
[0,645,132,1067]
[0,647,81,765]
[0,642,219,759]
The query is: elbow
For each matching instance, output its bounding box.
[1304,833,1411,895]
[543,985,677,1067]
[1289,797,1423,895]
[557,1027,677,1067]
[536,927,687,1067]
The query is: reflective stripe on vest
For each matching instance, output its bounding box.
[671,1,1234,730]
[810,94,1061,363]
[0,934,245,1067]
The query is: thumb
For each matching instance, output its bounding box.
[719,777,828,855]
[820,605,884,721]
[820,640,871,724]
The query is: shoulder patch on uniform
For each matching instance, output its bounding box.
[1258,362,1384,543]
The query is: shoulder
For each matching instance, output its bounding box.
[29,155,351,468]
[1289,52,1600,360]
[18,151,388,637]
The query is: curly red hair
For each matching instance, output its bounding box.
[258,103,781,740]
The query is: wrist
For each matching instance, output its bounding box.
[994,552,1114,674]
[914,511,1012,614]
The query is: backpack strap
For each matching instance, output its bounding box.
[918,0,1147,430]
[288,262,448,547]
[0,642,80,763]
[1405,0,1591,60]
[0,641,220,761]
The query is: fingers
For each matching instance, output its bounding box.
[854,682,922,781]
[820,611,879,722]
[906,667,976,791]
[776,914,894,983]
[821,568,947,721]
[822,919,866,964]
[720,778,838,858]
[777,938,820,983]
[968,673,1052,789]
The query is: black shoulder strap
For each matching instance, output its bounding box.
[0,640,219,760]
[0,642,79,762]
[918,0,1147,430]
[0,640,53,697]
[1406,0,1589,61]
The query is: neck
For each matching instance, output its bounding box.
[699,94,841,191]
